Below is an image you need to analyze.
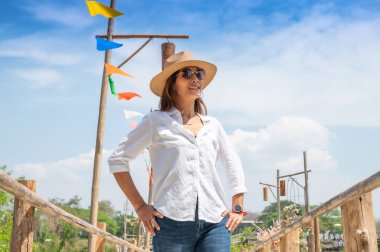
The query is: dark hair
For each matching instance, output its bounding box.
[159,70,207,115]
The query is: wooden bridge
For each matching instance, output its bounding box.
[1,170,379,251]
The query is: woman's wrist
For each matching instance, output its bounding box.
[135,202,147,213]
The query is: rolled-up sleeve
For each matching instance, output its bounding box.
[216,120,247,196]
[108,114,152,173]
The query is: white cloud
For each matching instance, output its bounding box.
[230,116,336,174]
[23,4,93,28]
[205,12,380,127]
[0,35,86,66]
[11,68,61,88]
[220,116,341,215]
[12,148,151,211]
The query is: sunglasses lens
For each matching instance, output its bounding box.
[196,70,205,80]
[182,69,193,79]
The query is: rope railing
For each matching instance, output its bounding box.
[0,170,149,252]
[254,170,380,251]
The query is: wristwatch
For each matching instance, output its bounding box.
[233,205,247,216]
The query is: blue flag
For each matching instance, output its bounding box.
[96,37,123,51]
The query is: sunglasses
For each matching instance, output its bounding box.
[177,68,206,80]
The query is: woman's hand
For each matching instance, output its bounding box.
[137,204,164,236]
[222,210,244,232]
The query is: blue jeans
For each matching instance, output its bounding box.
[152,212,230,251]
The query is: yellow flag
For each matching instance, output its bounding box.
[105,63,134,77]
[86,1,124,18]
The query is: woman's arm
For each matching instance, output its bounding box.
[222,193,245,231]
[113,172,163,236]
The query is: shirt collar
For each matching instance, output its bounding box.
[166,107,210,124]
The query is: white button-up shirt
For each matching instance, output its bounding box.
[108,108,247,223]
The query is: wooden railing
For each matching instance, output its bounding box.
[253,171,380,252]
[0,170,149,252]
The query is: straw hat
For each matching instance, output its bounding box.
[150,51,217,97]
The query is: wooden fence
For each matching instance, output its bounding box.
[253,170,380,252]
[0,170,149,252]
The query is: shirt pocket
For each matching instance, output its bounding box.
[200,131,219,152]
[155,127,183,149]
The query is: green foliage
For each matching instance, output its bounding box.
[319,208,342,233]
[0,165,13,252]
[33,196,128,251]
[258,200,302,228]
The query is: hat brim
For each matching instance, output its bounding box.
[150,60,217,97]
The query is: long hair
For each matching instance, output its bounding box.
[159,70,208,115]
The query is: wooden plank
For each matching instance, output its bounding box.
[253,170,380,251]
[10,180,35,252]
[341,192,377,252]
[0,170,148,252]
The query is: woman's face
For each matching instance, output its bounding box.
[173,66,205,102]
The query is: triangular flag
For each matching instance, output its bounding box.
[117,92,142,101]
[96,37,123,51]
[108,76,117,95]
[105,63,134,77]
[123,110,144,119]
[129,121,138,129]
[86,1,124,18]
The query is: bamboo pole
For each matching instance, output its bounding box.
[341,192,377,251]
[0,170,149,252]
[304,151,315,252]
[10,180,35,252]
[276,169,280,221]
[89,0,115,251]
[253,170,380,251]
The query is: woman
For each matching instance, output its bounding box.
[108,51,247,251]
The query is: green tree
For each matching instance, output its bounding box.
[0,165,13,252]
[319,208,342,233]
[258,200,302,228]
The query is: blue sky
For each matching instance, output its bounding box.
[1,0,380,221]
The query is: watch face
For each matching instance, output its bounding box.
[234,205,242,212]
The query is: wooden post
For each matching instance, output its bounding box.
[279,221,300,252]
[277,169,280,221]
[314,217,321,252]
[89,0,116,251]
[95,222,107,252]
[256,242,271,252]
[341,192,377,251]
[144,170,154,250]
[303,151,315,252]
[161,42,175,69]
[10,180,36,252]
[130,239,137,252]
[137,219,143,247]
